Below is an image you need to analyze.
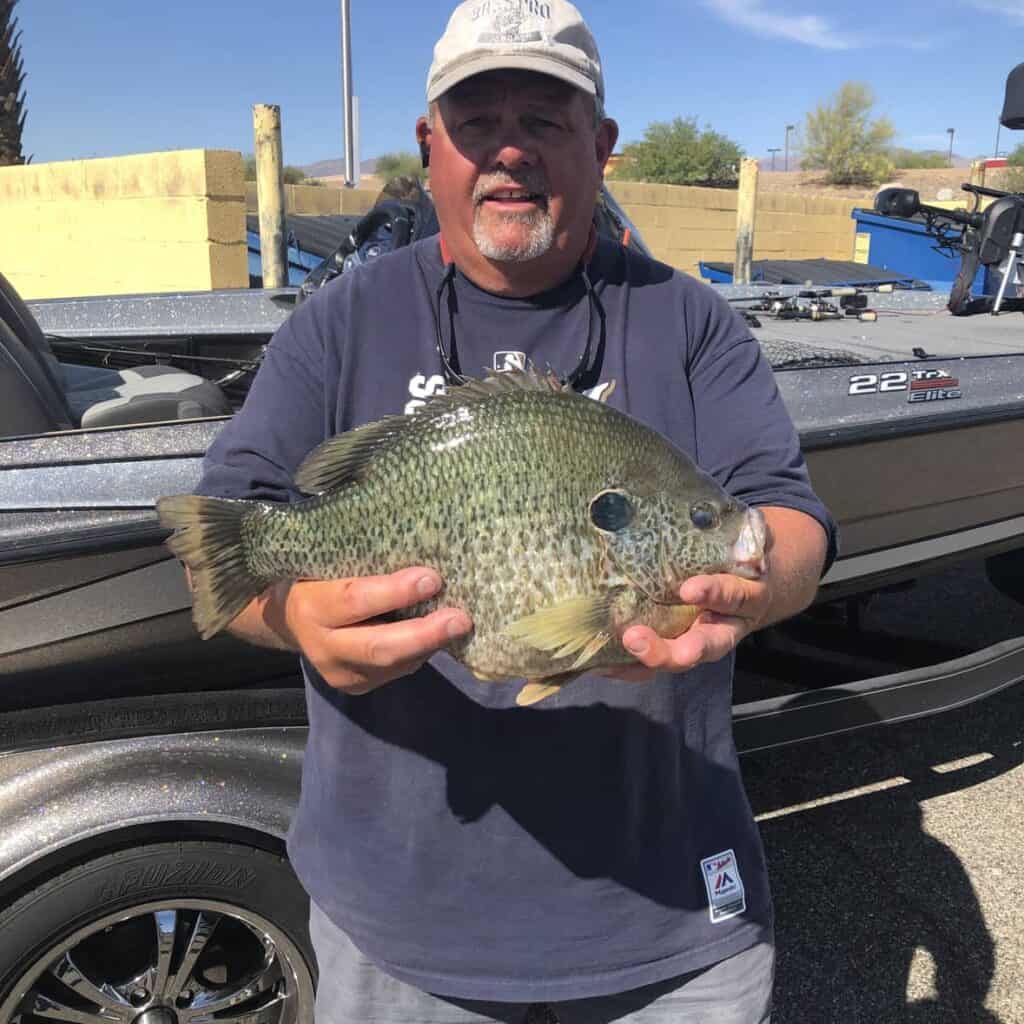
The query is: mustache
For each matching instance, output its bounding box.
[473,172,551,205]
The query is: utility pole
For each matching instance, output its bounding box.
[340,0,356,188]
[784,124,795,171]
[946,127,955,167]
[995,118,1002,159]
[767,147,780,171]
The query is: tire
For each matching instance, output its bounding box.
[0,840,317,1023]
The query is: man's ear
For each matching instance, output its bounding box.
[596,118,619,174]
[415,117,431,169]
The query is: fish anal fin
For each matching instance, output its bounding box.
[516,671,583,707]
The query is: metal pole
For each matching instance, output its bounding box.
[947,128,955,167]
[734,158,759,285]
[767,148,780,171]
[784,124,795,171]
[995,119,1002,159]
[252,104,288,289]
[341,0,356,188]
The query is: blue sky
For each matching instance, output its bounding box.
[17,1,1024,171]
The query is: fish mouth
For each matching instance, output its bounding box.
[731,506,767,579]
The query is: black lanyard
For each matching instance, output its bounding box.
[432,251,604,391]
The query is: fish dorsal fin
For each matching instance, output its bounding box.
[294,366,569,495]
[504,591,618,671]
[294,415,408,495]
[454,364,569,400]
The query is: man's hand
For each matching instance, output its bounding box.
[610,506,828,680]
[235,567,473,695]
[616,573,771,679]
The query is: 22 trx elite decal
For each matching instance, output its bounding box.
[847,368,962,403]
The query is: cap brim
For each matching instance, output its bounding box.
[427,53,597,104]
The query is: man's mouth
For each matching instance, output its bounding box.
[478,188,547,208]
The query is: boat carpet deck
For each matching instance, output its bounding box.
[715,286,1024,363]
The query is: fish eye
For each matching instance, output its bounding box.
[690,502,719,530]
[590,490,635,532]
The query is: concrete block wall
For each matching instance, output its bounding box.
[607,180,859,278]
[244,182,379,216]
[0,150,248,299]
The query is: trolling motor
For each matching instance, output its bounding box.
[873,63,1024,316]
[874,185,1024,315]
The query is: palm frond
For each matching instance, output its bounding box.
[0,0,27,166]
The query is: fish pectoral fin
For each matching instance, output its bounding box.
[516,672,583,707]
[504,593,618,662]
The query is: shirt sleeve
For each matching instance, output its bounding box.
[684,281,839,573]
[195,290,335,504]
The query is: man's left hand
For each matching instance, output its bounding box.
[614,573,772,679]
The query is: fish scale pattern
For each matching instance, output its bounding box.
[241,380,749,682]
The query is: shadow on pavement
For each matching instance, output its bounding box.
[741,682,1023,1023]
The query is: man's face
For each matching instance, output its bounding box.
[422,70,615,268]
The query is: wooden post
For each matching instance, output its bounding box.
[252,104,288,289]
[969,159,986,190]
[735,158,759,285]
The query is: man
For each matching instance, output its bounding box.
[196,1,835,1020]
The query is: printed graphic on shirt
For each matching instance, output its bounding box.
[404,372,447,415]
[493,350,527,372]
[404,369,614,415]
[700,848,746,923]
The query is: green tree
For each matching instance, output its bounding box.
[242,153,311,185]
[374,151,426,182]
[1005,142,1024,192]
[608,117,742,186]
[801,83,895,186]
[888,147,949,170]
[0,0,27,166]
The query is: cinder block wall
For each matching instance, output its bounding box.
[244,182,379,216]
[0,150,248,299]
[607,180,859,278]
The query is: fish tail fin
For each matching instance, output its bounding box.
[157,494,268,639]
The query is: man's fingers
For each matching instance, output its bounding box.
[334,607,472,677]
[290,568,443,629]
[622,617,747,673]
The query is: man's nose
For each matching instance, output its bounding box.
[489,126,537,170]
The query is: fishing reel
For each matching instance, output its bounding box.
[735,288,879,327]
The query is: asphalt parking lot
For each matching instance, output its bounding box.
[742,679,1024,1023]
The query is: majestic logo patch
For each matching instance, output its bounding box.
[700,848,746,923]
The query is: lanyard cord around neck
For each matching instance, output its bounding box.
[433,228,602,389]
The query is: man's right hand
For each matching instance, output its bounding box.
[234,567,473,695]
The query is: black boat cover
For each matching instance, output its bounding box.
[1002,63,1024,130]
[245,214,363,259]
[701,258,925,288]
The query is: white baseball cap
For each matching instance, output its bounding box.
[426,0,604,105]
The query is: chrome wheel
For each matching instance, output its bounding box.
[0,899,315,1024]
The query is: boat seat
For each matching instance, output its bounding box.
[974,195,1024,267]
[0,272,231,436]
